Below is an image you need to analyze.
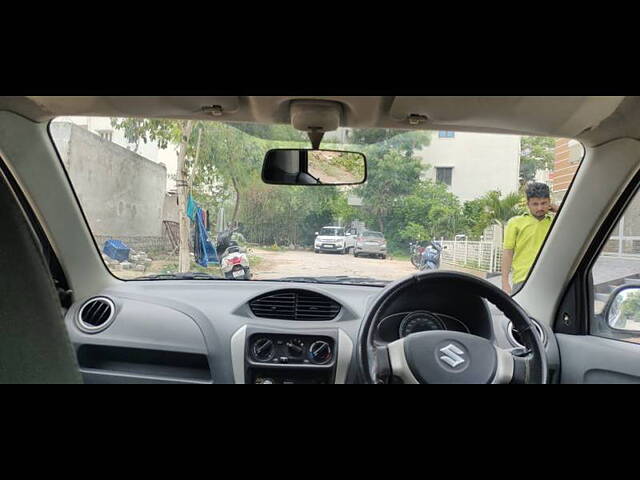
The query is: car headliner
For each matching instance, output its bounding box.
[0,95,637,147]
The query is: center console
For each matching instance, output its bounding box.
[231,325,352,384]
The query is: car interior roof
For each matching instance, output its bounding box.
[0,96,636,147]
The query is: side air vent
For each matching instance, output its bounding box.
[507,319,546,349]
[76,297,116,333]
[249,290,341,321]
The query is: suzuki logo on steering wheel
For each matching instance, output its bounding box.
[439,344,466,368]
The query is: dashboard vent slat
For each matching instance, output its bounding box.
[249,290,341,321]
[76,297,116,333]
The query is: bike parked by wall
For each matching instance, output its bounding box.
[409,242,425,269]
[420,241,445,271]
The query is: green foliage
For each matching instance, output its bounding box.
[621,291,640,320]
[326,152,365,178]
[399,222,430,242]
[481,190,525,228]
[111,118,196,153]
[229,123,307,142]
[520,136,555,184]
[461,198,491,240]
[357,149,425,233]
[392,180,463,241]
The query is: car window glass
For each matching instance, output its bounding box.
[591,189,640,343]
[48,116,579,285]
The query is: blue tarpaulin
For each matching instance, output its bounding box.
[194,208,217,267]
[187,194,198,222]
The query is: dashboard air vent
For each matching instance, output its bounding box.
[507,319,546,348]
[249,289,341,321]
[77,297,116,333]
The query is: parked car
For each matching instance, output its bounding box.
[354,231,387,259]
[314,226,355,254]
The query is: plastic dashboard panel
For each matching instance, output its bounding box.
[64,280,560,384]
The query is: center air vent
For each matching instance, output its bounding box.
[249,290,341,321]
[76,297,116,333]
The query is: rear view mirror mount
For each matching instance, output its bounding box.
[262,149,367,186]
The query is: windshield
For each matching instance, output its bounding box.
[320,228,344,236]
[49,116,583,292]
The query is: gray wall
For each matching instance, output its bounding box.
[163,192,180,223]
[51,122,167,237]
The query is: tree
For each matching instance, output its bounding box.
[358,149,424,232]
[394,180,463,244]
[197,123,264,225]
[461,198,492,240]
[355,130,431,234]
[111,118,198,272]
[520,136,555,184]
[480,190,524,242]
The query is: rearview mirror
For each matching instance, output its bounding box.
[605,286,640,331]
[262,149,366,186]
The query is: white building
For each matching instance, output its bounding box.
[415,131,521,202]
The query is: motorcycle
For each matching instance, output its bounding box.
[409,242,426,269]
[216,227,251,280]
[419,241,444,271]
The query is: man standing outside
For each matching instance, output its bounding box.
[502,182,557,295]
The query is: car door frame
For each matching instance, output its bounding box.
[554,162,640,383]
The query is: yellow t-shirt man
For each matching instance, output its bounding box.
[503,212,553,285]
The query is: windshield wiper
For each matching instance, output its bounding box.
[271,276,389,287]
[130,272,225,281]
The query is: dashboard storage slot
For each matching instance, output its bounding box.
[77,345,212,382]
[250,368,332,384]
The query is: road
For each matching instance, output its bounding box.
[252,248,417,281]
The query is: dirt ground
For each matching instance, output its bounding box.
[252,248,417,281]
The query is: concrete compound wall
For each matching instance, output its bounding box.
[50,122,167,238]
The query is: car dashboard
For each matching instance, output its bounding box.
[64,279,557,384]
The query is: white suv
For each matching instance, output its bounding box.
[314,226,356,254]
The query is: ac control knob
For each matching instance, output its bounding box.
[308,340,332,364]
[286,338,305,358]
[252,337,275,362]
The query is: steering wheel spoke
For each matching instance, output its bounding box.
[370,343,392,384]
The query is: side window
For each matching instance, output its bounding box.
[591,191,640,343]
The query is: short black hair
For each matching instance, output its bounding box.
[525,182,550,200]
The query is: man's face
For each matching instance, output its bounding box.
[528,197,551,219]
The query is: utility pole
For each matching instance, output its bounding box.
[177,120,194,272]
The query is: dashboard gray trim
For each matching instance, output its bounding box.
[231,325,248,384]
[335,329,353,384]
[80,368,214,384]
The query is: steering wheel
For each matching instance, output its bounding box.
[357,271,548,384]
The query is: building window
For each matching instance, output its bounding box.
[436,167,453,186]
[439,131,455,138]
[98,130,113,142]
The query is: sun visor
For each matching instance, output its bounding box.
[27,96,241,119]
[389,96,625,137]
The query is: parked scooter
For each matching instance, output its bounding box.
[409,242,426,269]
[419,241,444,271]
[216,226,251,280]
